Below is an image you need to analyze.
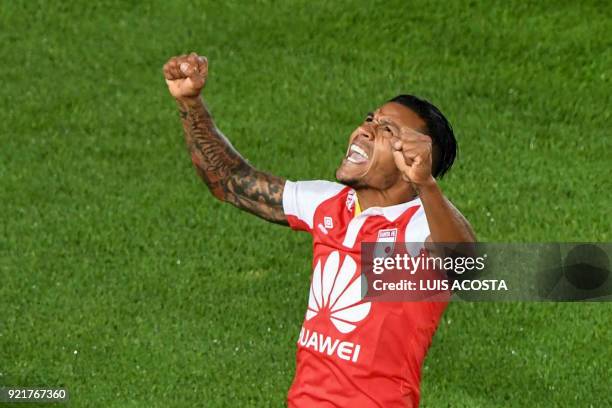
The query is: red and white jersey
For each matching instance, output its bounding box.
[283,180,447,408]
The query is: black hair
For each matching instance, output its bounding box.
[388,94,457,178]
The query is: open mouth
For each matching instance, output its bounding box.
[346,143,370,164]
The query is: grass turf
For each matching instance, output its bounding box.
[1,0,610,406]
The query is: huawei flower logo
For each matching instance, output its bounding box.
[305,251,371,333]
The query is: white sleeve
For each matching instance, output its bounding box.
[282,180,345,232]
[404,205,431,256]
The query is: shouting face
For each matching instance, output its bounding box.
[336,102,427,190]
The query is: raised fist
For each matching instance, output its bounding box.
[391,127,435,187]
[163,52,208,100]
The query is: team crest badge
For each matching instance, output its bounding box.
[375,228,398,258]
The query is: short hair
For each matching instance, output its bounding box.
[388,94,457,178]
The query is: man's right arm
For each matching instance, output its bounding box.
[164,53,287,225]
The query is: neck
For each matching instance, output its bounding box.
[355,183,418,211]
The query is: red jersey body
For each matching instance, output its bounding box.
[283,180,447,408]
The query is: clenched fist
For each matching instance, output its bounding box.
[391,128,436,187]
[163,52,208,100]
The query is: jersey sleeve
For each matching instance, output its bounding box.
[404,203,431,256]
[282,180,345,232]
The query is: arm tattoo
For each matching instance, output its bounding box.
[176,98,287,225]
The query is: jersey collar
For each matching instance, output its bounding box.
[353,193,422,222]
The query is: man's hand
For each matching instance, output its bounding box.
[391,128,435,187]
[163,52,208,100]
[390,128,476,243]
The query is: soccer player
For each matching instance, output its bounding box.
[163,52,475,407]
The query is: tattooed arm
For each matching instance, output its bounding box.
[164,53,287,225]
[177,98,287,224]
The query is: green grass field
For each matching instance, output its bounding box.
[1,1,611,406]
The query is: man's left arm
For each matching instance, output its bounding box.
[416,181,475,243]
[391,128,476,243]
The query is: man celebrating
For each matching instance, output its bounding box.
[164,52,475,407]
